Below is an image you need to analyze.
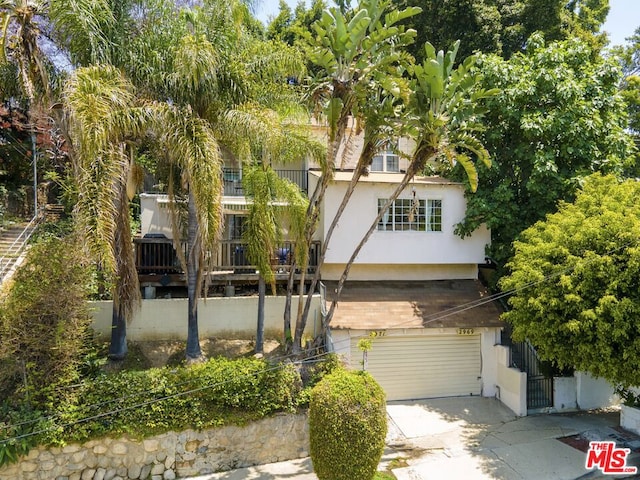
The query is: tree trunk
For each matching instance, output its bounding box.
[108,306,127,360]
[299,146,376,328]
[283,169,326,353]
[283,263,295,350]
[256,275,265,354]
[108,179,140,361]
[292,269,307,354]
[186,191,202,360]
[324,151,432,326]
[284,107,349,353]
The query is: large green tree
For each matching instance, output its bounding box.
[396,0,610,62]
[614,27,640,149]
[266,0,327,47]
[500,174,640,389]
[456,35,636,276]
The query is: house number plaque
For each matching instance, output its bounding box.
[368,330,386,337]
[457,328,475,335]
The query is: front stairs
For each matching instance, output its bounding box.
[0,221,38,285]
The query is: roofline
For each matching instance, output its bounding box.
[308,170,462,186]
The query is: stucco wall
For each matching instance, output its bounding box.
[320,263,479,282]
[310,174,490,279]
[495,345,527,416]
[90,296,321,341]
[575,371,619,410]
[554,377,578,411]
[139,193,174,239]
[481,330,500,398]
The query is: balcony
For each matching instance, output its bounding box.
[134,236,320,285]
[223,168,308,196]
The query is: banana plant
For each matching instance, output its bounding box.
[285,0,421,354]
[407,40,499,191]
[324,41,500,326]
[307,0,420,151]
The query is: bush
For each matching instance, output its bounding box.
[41,357,301,445]
[309,369,387,480]
[0,233,94,405]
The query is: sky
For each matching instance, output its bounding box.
[254,0,639,47]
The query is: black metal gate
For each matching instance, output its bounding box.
[506,337,553,410]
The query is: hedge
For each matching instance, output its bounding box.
[309,369,387,480]
[0,357,305,465]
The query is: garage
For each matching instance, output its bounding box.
[349,333,482,401]
[328,280,504,401]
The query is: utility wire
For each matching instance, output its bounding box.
[1,237,636,441]
[0,348,332,444]
[0,128,32,158]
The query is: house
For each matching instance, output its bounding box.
[136,122,620,415]
[136,122,509,402]
[310,169,504,402]
[136,150,319,292]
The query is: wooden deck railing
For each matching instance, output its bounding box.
[134,237,320,274]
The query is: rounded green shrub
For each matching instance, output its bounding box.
[309,369,387,480]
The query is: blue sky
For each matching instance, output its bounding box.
[255,0,639,47]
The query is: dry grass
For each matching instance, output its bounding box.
[122,338,284,369]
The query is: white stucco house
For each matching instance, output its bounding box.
[308,170,507,403]
[135,117,619,415]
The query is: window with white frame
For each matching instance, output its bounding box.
[371,143,400,172]
[377,197,442,232]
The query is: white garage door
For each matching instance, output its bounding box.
[350,334,481,401]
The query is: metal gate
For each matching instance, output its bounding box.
[508,339,553,410]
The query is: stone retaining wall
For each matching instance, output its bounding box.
[0,413,309,480]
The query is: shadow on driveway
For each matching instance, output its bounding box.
[386,397,626,480]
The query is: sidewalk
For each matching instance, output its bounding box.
[188,397,639,480]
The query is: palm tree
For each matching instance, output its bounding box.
[284,0,421,353]
[216,46,324,352]
[63,65,152,360]
[48,0,160,361]
[127,1,319,360]
[236,117,320,352]
[0,0,51,215]
[158,106,224,361]
[323,41,499,325]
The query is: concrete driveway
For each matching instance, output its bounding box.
[386,397,636,480]
[191,397,639,480]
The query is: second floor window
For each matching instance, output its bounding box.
[371,144,400,172]
[377,198,442,232]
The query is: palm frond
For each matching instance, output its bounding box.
[63,65,140,275]
[49,0,116,65]
[160,105,224,255]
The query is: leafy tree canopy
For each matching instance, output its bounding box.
[500,174,640,388]
[456,35,636,273]
[266,0,327,47]
[396,0,609,62]
[612,27,640,149]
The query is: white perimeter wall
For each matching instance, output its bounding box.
[313,176,490,279]
[575,371,619,410]
[90,296,321,341]
[495,345,527,416]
